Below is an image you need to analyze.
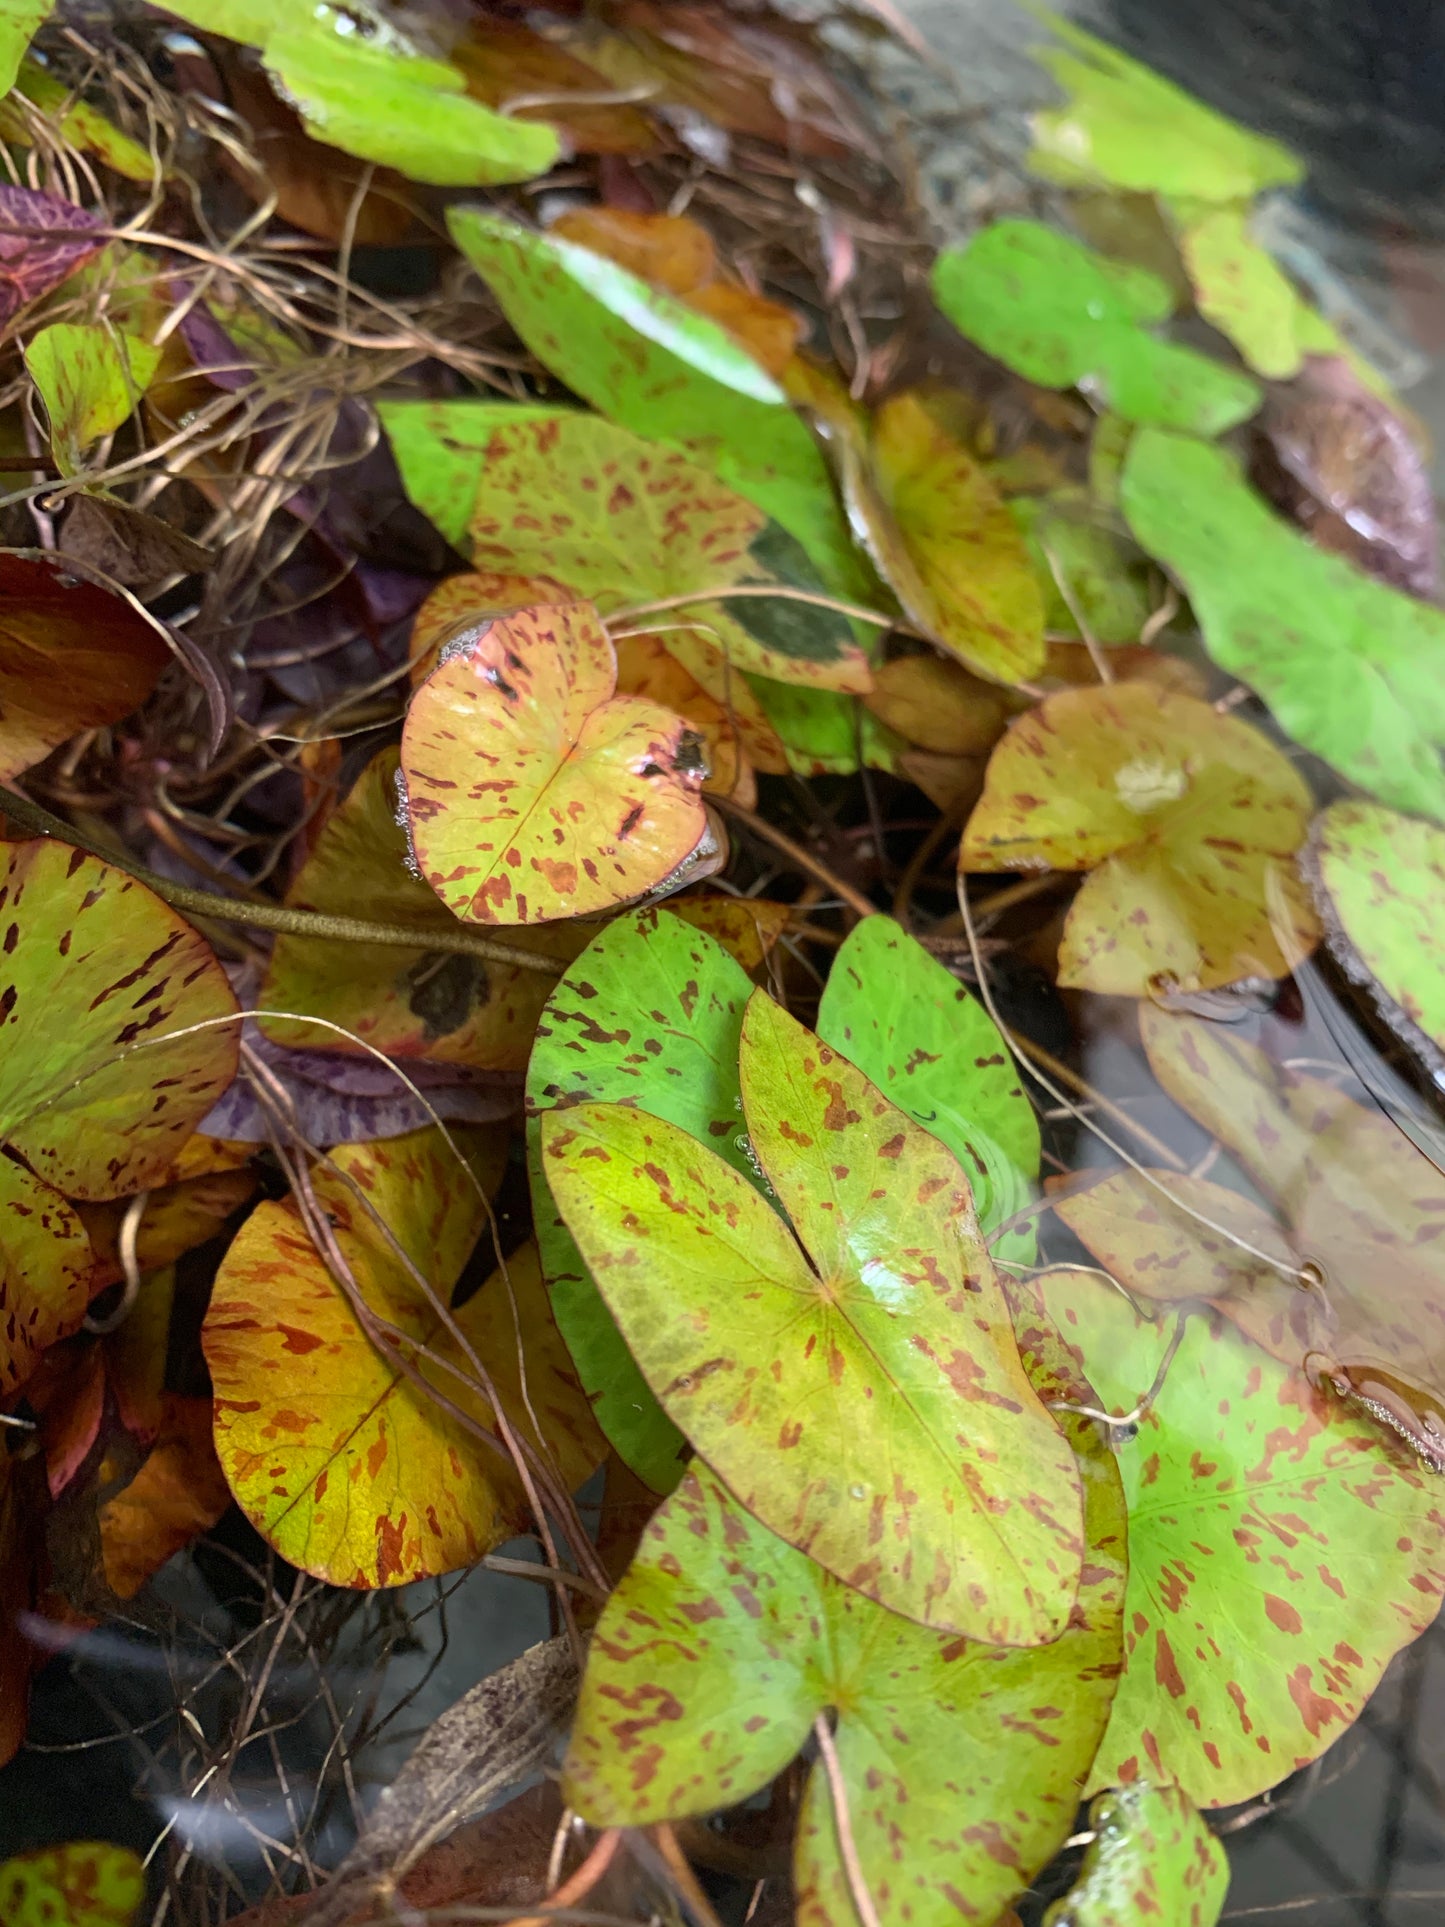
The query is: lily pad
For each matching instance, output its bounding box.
[525,908,760,1493]
[0,838,239,1198]
[204,1129,601,1587]
[960,681,1319,996]
[1026,10,1303,202]
[1120,427,1445,821]
[382,403,869,694]
[400,600,709,926]
[1308,800,1445,1066]
[444,211,863,595]
[0,1155,95,1402]
[541,991,1084,1641]
[932,222,1260,438]
[0,1843,145,1927]
[816,915,1040,1255]
[1038,1265,1445,1804]
[0,552,171,783]
[1044,1782,1227,1927]
[260,747,579,1069]
[25,322,161,473]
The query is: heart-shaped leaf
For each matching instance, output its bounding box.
[566,1405,1122,1927]
[0,1154,94,1401]
[932,222,1260,437]
[1025,10,1302,201]
[260,747,580,1067]
[0,839,239,1198]
[1037,1266,1445,1804]
[444,211,864,595]
[25,322,161,473]
[960,682,1319,995]
[1308,800,1445,1065]
[542,991,1084,1641]
[400,600,709,926]
[1121,427,1445,820]
[0,1843,144,1927]
[205,1128,601,1588]
[382,403,869,693]
[1043,1782,1227,1927]
[526,907,759,1492]
[0,182,104,331]
[0,552,171,783]
[817,915,1040,1257]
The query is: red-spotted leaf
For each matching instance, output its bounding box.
[1043,1782,1227,1927]
[0,552,171,783]
[0,1842,144,1927]
[25,322,161,474]
[0,1153,94,1401]
[542,991,1084,1642]
[0,182,105,333]
[1036,1266,1445,1805]
[0,839,239,1198]
[204,1128,601,1588]
[98,1393,232,1599]
[400,600,709,925]
[960,682,1319,995]
[566,1310,1124,1927]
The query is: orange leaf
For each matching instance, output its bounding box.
[99,1394,231,1599]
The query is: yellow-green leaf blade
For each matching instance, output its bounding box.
[25,322,160,473]
[0,1843,145,1927]
[1043,1782,1227,1927]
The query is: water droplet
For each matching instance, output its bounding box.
[849,1483,866,1500]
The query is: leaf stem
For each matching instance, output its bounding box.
[0,785,563,976]
[713,796,878,923]
[812,1714,883,1927]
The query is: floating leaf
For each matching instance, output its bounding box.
[401,600,709,926]
[1038,1265,1445,1804]
[567,1441,1121,1927]
[26,322,161,473]
[1309,800,1445,1064]
[205,1130,599,1587]
[543,991,1084,1641]
[77,1162,255,1293]
[839,387,1046,684]
[0,1843,145,1927]
[1026,11,1302,201]
[98,1393,231,1599]
[525,908,759,1492]
[260,747,579,1069]
[444,211,863,594]
[933,223,1260,437]
[0,181,104,333]
[382,403,869,694]
[0,552,171,782]
[817,915,1040,1256]
[1043,1782,1228,1927]
[960,682,1319,996]
[0,1154,93,1400]
[1121,428,1445,820]
[0,839,239,1197]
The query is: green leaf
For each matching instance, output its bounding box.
[0,1842,145,1927]
[525,907,760,1492]
[0,1155,93,1403]
[380,402,870,693]
[155,0,286,40]
[1010,490,1155,645]
[0,2,52,97]
[445,210,865,597]
[1043,1782,1228,1927]
[1120,427,1445,820]
[1024,9,1303,202]
[933,222,1260,437]
[1308,799,1445,1065]
[816,915,1039,1258]
[4,61,154,182]
[541,991,1084,1641]
[25,322,160,473]
[567,1313,1126,1927]
[1036,1266,1445,1805]
[0,838,238,1199]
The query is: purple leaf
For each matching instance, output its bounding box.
[0,184,105,334]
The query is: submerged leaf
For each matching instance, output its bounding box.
[960,682,1319,996]
[0,839,239,1198]
[1038,1266,1445,1803]
[382,403,869,693]
[543,992,1084,1641]
[0,182,104,332]
[933,222,1260,437]
[25,322,160,473]
[525,908,759,1492]
[401,600,709,925]
[1121,428,1445,820]
[1043,1782,1227,1927]
[0,1843,144,1927]
[567,1443,1121,1927]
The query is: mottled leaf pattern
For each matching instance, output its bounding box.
[1043,1782,1227,1927]
[98,1393,232,1599]
[544,992,1084,1641]
[0,1154,95,1400]
[961,682,1319,995]
[400,601,709,925]
[25,322,160,473]
[0,1842,145,1927]
[0,182,104,332]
